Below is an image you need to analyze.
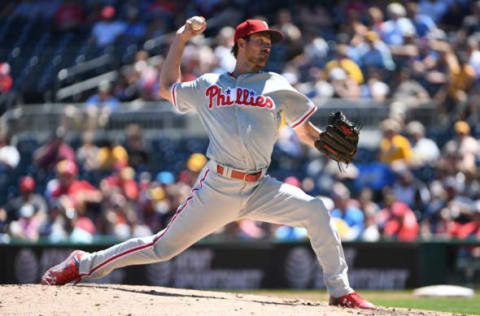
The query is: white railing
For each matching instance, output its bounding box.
[2,100,436,140]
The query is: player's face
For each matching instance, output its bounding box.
[244,33,272,67]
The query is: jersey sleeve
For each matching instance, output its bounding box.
[170,78,203,114]
[273,77,317,128]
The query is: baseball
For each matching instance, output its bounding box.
[190,16,205,31]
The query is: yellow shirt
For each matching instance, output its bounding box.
[98,145,128,170]
[449,64,475,96]
[324,59,364,84]
[380,134,412,164]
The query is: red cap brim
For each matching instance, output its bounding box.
[253,29,284,44]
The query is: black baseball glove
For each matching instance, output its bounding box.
[314,112,359,165]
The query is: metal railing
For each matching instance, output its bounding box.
[53,16,228,102]
[2,100,437,138]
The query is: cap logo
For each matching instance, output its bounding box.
[262,21,269,28]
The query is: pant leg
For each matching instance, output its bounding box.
[79,167,243,281]
[244,175,352,297]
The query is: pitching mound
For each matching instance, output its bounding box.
[0,284,462,316]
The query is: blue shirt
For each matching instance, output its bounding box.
[85,94,120,112]
[331,206,365,239]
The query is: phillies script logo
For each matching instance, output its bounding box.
[205,85,275,109]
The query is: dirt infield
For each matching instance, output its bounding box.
[0,284,466,316]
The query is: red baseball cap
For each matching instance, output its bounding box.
[20,176,35,192]
[234,19,284,44]
[102,5,115,19]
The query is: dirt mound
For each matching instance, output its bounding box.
[0,284,463,316]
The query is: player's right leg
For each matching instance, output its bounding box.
[42,164,243,285]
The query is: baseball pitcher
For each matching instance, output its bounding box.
[42,17,375,310]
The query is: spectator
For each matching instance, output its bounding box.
[97,139,129,172]
[137,175,169,233]
[119,6,147,44]
[8,203,43,241]
[47,160,102,218]
[76,131,100,173]
[339,3,368,45]
[0,62,14,113]
[182,153,207,186]
[390,28,420,69]
[447,52,476,118]
[123,124,150,170]
[47,201,96,243]
[406,121,440,167]
[422,42,454,109]
[366,6,384,36]
[213,26,236,73]
[0,133,19,170]
[381,3,416,46]
[53,0,85,32]
[376,192,419,241]
[379,118,412,165]
[273,9,303,60]
[361,68,390,101]
[355,30,396,71]
[411,37,439,84]
[34,127,75,172]
[118,50,147,100]
[115,68,141,102]
[142,56,165,101]
[276,125,303,158]
[405,1,436,38]
[456,200,480,240]
[443,121,480,173]
[466,35,480,80]
[100,164,139,202]
[324,44,364,84]
[423,177,472,235]
[99,191,150,239]
[182,36,216,80]
[84,81,120,129]
[391,162,431,217]
[330,182,364,240]
[392,68,430,109]
[301,31,329,68]
[0,176,47,238]
[0,62,13,94]
[357,187,381,242]
[328,68,361,100]
[90,5,127,47]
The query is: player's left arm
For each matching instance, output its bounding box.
[293,120,322,148]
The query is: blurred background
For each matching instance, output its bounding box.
[0,0,480,290]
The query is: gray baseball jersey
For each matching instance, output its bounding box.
[77,71,352,298]
[171,72,317,171]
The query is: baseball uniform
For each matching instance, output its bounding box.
[77,71,353,297]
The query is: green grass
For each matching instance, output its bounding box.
[230,290,480,315]
[372,296,480,315]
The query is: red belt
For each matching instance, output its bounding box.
[216,165,263,182]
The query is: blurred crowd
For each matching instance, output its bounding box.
[0,0,480,126]
[1,115,480,246]
[0,0,480,253]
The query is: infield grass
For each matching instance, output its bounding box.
[234,290,480,315]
